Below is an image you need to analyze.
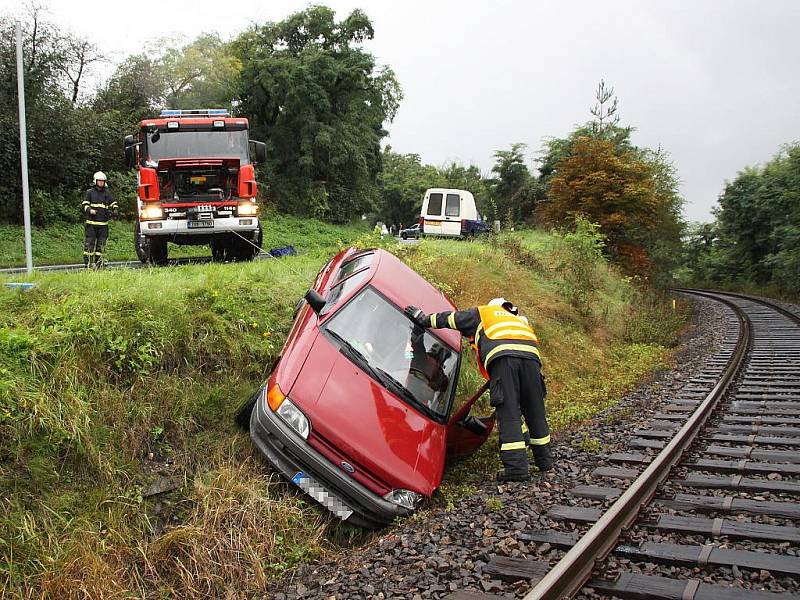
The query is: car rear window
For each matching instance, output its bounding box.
[427,193,443,216]
[324,286,458,420]
[445,193,460,217]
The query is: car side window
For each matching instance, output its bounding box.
[445,194,460,217]
[336,253,372,282]
[427,193,443,216]
[320,255,373,315]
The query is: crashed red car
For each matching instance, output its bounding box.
[243,247,494,528]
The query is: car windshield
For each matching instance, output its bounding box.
[145,129,250,164]
[323,286,458,419]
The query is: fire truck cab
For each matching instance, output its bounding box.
[124,109,267,264]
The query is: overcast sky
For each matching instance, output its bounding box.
[4,0,799,221]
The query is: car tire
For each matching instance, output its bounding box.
[401,233,407,240]
[234,388,260,430]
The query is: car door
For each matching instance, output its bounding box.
[445,382,495,458]
[442,192,462,237]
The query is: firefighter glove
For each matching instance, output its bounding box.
[404,305,428,328]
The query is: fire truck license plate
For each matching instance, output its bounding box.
[188,220,214,229]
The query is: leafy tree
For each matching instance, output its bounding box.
[538,82,683,278]
[702,143,800,294]
[236,6,402,222]
[159,33,242,109]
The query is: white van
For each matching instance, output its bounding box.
[419,188,488,238]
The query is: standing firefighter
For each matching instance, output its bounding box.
[405,298,552,481]
[81,171,117,268]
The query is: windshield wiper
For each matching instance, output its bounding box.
[372,366,437,419]
[325,329,381,378]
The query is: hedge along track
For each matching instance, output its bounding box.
[443,290,800,600]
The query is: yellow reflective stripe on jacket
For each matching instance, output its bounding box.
[500,441,527,451]
[430,314,437,328]
[486,327,539,341]
[484,343,541,366]
[447,313,456,329]
[484,319,532,337]
[529,434,551,446]
[85,220,109,226]
[473,323,483,348]
[89,203,109,208]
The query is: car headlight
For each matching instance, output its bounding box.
[383,489,422,510]
[275,398,311,439]
[237,201,259,216]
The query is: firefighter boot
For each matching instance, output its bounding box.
[496,469,530,482]
[83,252,91,268]
[532,443,554,472]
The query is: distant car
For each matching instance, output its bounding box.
[242,248,494,528]
[400,223,421,239]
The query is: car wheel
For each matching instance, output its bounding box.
[401,233,407,240]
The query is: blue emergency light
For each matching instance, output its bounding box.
[159,109,230,118]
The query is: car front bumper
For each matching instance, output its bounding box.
[249,392,412,528]
[140,216,260,236]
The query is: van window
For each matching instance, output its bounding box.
[445,193,460,217]
[427,193,443,216]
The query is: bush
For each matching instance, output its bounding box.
[552,215,606,316]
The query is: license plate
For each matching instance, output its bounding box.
[188,220,214,229]
[426,220,442,226]
[291,471,353,520]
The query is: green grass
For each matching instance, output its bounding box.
[0,212,367,267]
[0,225,689,599]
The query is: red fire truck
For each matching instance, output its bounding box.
[124,109,267,264]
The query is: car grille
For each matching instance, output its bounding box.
[308,431,392,496]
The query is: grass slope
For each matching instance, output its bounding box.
[0,226,689,598]
[0,212,361,267]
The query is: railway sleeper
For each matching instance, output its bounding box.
[686,458,800,476]
[656,493,800,519]
[680,473,800,495]
[518,530,800,577]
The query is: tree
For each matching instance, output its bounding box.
[705,143,800,293]
[490,143,540,224]
[159,33,242,109]
[236,6,402,221]
[538,81,683,278]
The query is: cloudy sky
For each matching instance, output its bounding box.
[4,0,799,221]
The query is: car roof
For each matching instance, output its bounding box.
[369,249,461,350]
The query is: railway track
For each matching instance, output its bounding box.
[0,252,277,276]
[444,290,800,600]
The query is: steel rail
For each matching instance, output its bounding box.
[522,289,751,600]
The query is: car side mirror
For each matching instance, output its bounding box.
[124,134,135,147]
[305,289,326,314]
[124,144,136,169]
[251,140,267,165]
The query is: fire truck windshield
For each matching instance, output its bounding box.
[145,129,250,164]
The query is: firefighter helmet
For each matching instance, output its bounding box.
[93,171,107,184]
[488,297,518,315]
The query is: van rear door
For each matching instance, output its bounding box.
[423,191,444,236]
[441,192,462,237]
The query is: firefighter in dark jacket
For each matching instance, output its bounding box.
[81,171,118,268]
[405,298,552,481]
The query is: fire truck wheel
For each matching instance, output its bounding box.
[135,222,168,265]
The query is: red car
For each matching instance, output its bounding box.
[242,247,494,528]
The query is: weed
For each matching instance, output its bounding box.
[485,497,503,511]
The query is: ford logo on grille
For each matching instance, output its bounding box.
[340,462,355,474]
